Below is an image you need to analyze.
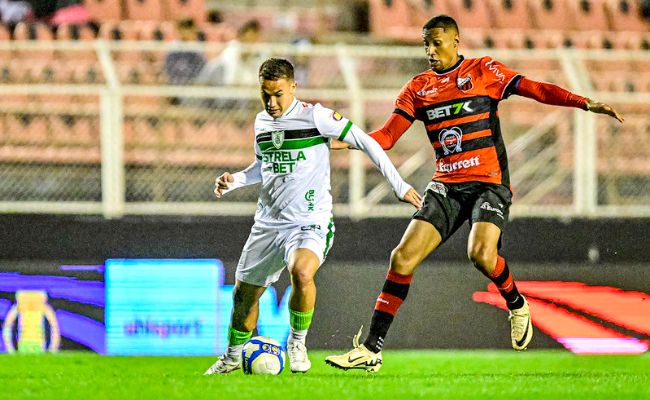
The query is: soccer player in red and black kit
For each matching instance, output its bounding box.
[325,15,624,372]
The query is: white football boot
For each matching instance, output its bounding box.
[204,355,241,375]
[324,326,382,373]
[509,295,533,351]
[287,341,312,373]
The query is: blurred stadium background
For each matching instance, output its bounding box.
[0,0,649,358]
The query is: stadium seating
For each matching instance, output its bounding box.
[56,23,97,62]
[167,0,207,24]
[367,0,411,39]
[83,0,122,22]
[567,0,609,32]
[527,0,573,31]
[487,0,534,30]
[124,0,165,21]
[604,0,650,32]
[445,0,494,29]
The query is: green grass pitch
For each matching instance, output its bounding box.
[1,350,649,400]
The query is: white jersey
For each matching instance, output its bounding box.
[225,98,412,227]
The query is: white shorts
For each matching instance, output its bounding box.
[236,219,335,287]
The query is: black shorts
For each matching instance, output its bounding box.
[413,180,512,246]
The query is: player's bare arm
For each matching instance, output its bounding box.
[214,172,234,198]
[330,139,351,149]
[585,98,624,123]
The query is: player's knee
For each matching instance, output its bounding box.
[467,244,496,270]
[289,268,314,290]
[390,247,417,274]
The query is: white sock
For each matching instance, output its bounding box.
[288,327,308,345]
[225,344,243,361]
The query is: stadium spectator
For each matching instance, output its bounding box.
[204,57,422,375]
[195,19,267,87]
[289,37,313,87]
[164,17,207,87]
[0,0,32,24]
[325,14,624,373]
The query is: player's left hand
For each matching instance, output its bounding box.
[400,188,423,210]
[585,99,624,123]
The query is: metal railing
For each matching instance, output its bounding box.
[0,40,648,218]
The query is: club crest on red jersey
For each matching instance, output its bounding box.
[439,127,463,155]
[457,75,473,91]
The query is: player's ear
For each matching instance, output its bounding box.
[453,35,459,48]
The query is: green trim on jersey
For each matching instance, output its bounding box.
[323,218,334,258]
[338,121,353,141]
[259,136,328,152]
[256,154,262,160]
[284,99,299,116]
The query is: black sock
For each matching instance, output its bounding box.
[363,270,412,353]
[489,257,525,310]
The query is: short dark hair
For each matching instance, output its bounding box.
[259,57,294,81]
[423,15,459,35]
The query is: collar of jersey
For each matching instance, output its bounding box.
[271,98,300,120]
[432,55,465,75]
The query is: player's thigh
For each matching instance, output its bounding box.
[467,222,501,269]
[467,184,511,268]
[236,225,287,288]
[391,219,443,273]
[287,248,320,285]
[284,220,333,282]
[413,181,465,244]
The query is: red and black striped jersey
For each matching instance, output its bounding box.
[393,56,521,186]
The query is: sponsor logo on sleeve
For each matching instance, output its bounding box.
[331,111,343,121]
[485,60,506,82]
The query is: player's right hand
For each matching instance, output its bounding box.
[214,172,234,198]
[585,98,624,123]
[401,187,423,210]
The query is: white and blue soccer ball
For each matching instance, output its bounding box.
[241,336,286,375]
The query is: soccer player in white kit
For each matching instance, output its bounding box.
[204,58,423,375]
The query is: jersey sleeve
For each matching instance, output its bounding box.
[226,158,262,193]
[479,57,523,100]
[312,103,355,141]
[394,80,417,121]
[313,104,413,200]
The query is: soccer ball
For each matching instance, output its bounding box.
[241,336,286,375]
